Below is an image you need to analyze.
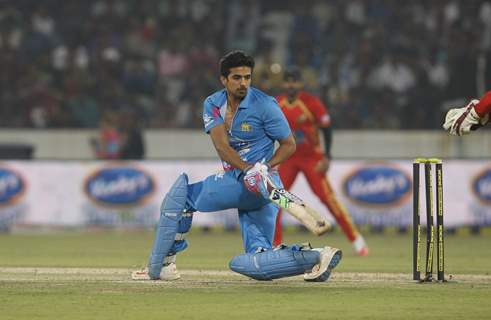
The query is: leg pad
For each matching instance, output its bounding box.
[148,174,188,279]
[229,245,320,280]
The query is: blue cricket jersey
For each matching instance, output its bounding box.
[203,87,291,171]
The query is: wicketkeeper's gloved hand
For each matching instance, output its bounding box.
[443,99,489,136]
[243,162,282,199]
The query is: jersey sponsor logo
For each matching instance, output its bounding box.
[472,167,491,204]
[238,148,250,162]
[0,167,26,206]
[342,164,411,207]
[229,138,250,155]
[241,122,252,132]
[84,166,155,207]
[203,113,213,126]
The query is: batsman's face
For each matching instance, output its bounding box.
[221,66,252,99]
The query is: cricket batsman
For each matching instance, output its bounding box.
[443,90,491,135]
[274,67,369,256]
[132,51,342,282]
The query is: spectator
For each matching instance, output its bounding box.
[0,1,490,130]
[90,112,121,159]
[119,110,145,160]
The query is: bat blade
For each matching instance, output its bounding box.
[269,188,331,236]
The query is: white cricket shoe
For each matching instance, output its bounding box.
[353,235,369,256]
[161,261,181,280]
[303,246,342,282]
[131,255,181,281]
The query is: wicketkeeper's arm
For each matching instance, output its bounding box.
[443,91,491,136]
[443,100,490,136]
[321,126,332,159]
[474,90,491,117]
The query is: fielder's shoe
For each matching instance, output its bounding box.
[131,255,181,281]
[303,246,342,282]
[353,235,369,257]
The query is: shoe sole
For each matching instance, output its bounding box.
[305,250,342,282]
[131,272,180,281]
[131,273,153,280]
[131,270,161,281]
[161,274,181,281]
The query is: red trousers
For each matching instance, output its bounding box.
[274,154,360,246]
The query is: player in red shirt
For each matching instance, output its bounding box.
[91,112,121,159]
[443,91,491,135]
[274,68,368,256]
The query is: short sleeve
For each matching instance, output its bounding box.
[309,96,331,127]
[203,97,224,133]
[475,90,491,117]
[263,98,291,140]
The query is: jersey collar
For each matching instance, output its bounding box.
[238,88,252,109]
[222,87,252,110]
[223,87,252,109]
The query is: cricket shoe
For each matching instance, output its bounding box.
[303,246,342,282]
[353,235,369,256]
[131,268,154,280]
[131,256,181,281]
[161,261,181,280]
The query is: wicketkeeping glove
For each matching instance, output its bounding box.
[443,99,489,136]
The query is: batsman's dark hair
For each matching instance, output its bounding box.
[219,50,255,77]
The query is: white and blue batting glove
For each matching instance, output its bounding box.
[243,162,281,199]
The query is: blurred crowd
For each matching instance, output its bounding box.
[1,0,491,129]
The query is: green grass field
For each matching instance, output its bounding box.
[1,229,490,320]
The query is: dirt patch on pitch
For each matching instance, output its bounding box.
[0,267,489,286]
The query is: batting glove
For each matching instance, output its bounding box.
[243,162,278,199]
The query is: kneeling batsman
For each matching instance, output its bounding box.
[132,162,342,282]
[443,91,491,136]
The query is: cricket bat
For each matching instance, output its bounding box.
[269,187,331,236]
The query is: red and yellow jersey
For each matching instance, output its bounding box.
[475,90,491,117]
[276,91,330,157]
